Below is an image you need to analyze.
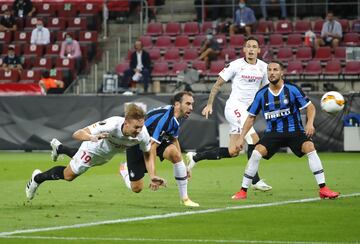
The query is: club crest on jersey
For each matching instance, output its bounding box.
[283,98,289,105]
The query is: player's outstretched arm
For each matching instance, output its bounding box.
[202,76,225,119]
[305,103,316,137]
[72,127,109,142]
[144,142,167,191]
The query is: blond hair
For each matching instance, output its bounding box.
[125,104,146,120]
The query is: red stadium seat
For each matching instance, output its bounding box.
[277,47,293,62]
[286,34,303,48]
[342,33,360,46]
[155,35,172,48]
[304,60,322,78]
[338,19,350,33]
[295,47,312,62]
[207,60,225,77]
[174,35,190,49]
[314,46,332,61]
[275,20,293,34]
[23,44,45,58]
[24,17,39,31]
[334,47,346,61]
[19,69,42,83]
[45,44,61,58]
[255,20,272,34]
[33,57,54,70]
[0,70,20,83]
[139,35,153,48]
[163,48,180,62]
[183,48,199,62]
[220,47,237,61]
[269,34,284,48]
[14,31,31,44]
[164,22,181,36]
[0,32,12,44]
[183,22,199,35]
[2,45,22,56]
[260,47,272,61]
[55,58,76,71]
[22,58,33,69]
[343,61,360,75]
[192,35,206,48]
[152,62,169,78]
[78,31,98,43]
[78,3,100,16]
[313,19,324,33]
[169,62,188,76]
[294,20,311,34]
[323,60,342,77]
[191,60,207,73]
[47,17,67,31]
[56,3,78,17]
[148,48,161,61]
[66,17,88,31]
[286,60,303,74]
[146,22,163,36]
[0,4,11,12]
[115,62,129,76]
[201,21,215,34]
[229,34,245,49]
[254,34,265,46]
[35,2,57,17]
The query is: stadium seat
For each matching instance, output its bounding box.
[78,31,98,43]
[0,4,11,12]
[286,61,303,75]
[0,32,12,44]
[220,47,237,61]
[139,35,153,48]
[152,62,169,78]
[163,48,180,62]
[35,2,57,17]
[24,17,39,31]
[169,62,188,76]
[201,21,215,34]
[323,60,342,77]
[334,47,346,61]
[45,44,61,58]
[338,19,350,33]
[343,61,360,75]
[19,69,42,83]
[0,70,20,83]
[148,48,161,61]
[313,19,324,33]
[303,60,322,78]
[66,17,88,31]
[146,22,163,36]
[192,35,206,48]
[255,20,272,34]
[314,46,332,61]
[260,47,272,61]
[22,58,33,69]
[277,47,294,62]
[55,58,76,71]
[47,17,67,31]
[78,3,100,16]
[206,60,225,77]
[229,34,245,49]
[164,22,181,36]
[174,35,190,49]
[294,20,311,34]
[352,19,360,32]
[13,31,31,44]
[155,35,172,48]
[23,44,45,58]
[33,57,54,70]
[254,34,265,46]
[2,45,22,56]
[295,47,312,62]
[57,3,78,17]
[275,20,293,34]
[342,33,360,46]
[183,22,199,35]
[286,34,303,49]
[183,48,199,62]
[115,62,129,76]
[191,60,207,73]
[269,34,284,48]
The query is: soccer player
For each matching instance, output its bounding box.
[232,61,339,200]
[25,104,166,200]
[186,36,272,191]
[119,91,199,207]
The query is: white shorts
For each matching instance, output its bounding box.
[69,142,111,175]
[224,103,256,144]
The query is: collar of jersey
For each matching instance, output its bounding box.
[268,84,284,96]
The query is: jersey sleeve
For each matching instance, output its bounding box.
[219,61,236,82]
[88,117,118,135]
[151,110,171,144]
[139,127,151,152]
[247,91,263,116]
[292,85,311,110]
[261,65,269,87]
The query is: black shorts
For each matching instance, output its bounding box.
[126,140,172,181]
[257,131,312,160]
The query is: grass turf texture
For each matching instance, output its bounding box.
[0,152,359,243]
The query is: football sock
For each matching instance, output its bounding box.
[34,166,65,184]
[307,150,325,186]
[193,147,231,162]
[57,145,77,158]
[173,161,188,200]
[119,162,131,190]
[241,150,262,189]
[247,144,260,184]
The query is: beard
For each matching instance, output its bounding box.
[270,79,280,85]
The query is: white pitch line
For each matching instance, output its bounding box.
[0,235,358,244]
[0,193,359,237]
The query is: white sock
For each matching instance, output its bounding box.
[307,150,325,185]
[241,150,262,189]
[119,162,131,190]
[173,161,188,200]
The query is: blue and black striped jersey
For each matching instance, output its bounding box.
[145,105,180,143]
[248,82,311,133]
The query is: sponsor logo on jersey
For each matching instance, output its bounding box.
[264,108,291,120]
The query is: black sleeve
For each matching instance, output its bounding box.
[25,0,33,15]
[129,52,136,70]
[143,51,151,70]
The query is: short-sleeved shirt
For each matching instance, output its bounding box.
[39,78,58,90]
[321,20,343,39]
[248,82,311,133]
[219,58,268,107]
[234,7,256,26]
[0,15,16,28]
[85,116,151,160]
[3,55,22,67]
[145,105,180,144]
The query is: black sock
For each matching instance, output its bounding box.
[193,147,231,162]
[58,145,77,158]
[248,144,260,184]
[319,183,326,188]
[241,187,248,192]
[34,166,66,184]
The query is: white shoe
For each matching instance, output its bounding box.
[252,179,272,192]
[181,198,200,207]
[25,169,42,200]
[50,138,62,162]
[185,152,196,170]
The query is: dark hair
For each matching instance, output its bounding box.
[171,91,193,105]
[125,104,146,120]
[269,61,284,70]
[42,70,50,78]
[245,36,260,46]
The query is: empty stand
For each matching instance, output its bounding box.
[183,22,199,35]
[174,35,190,49]
[229,34,245,49]
[164,22,181,36]
[19,70,42,83]
[146,23,163,36]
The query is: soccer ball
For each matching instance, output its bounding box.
[320,91,345,114]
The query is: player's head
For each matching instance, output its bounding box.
[267,61,284,86]
[243,36,260,62]
[41,70,50,79]
[123,104,146,137]
[134,41,143,52]
[171,91,194,119]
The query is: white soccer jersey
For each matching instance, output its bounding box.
[219,58,269,107]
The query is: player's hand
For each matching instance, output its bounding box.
[202,105,213,119]
[305,123,315,137]
[149,176,167,191]
[235,137,245,152]
[90,132,110,142]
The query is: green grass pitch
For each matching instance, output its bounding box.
[0,151,359,244]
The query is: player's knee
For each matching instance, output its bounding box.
[131,185,143,193]
[64,175,75,181]
[302,141,315,153]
